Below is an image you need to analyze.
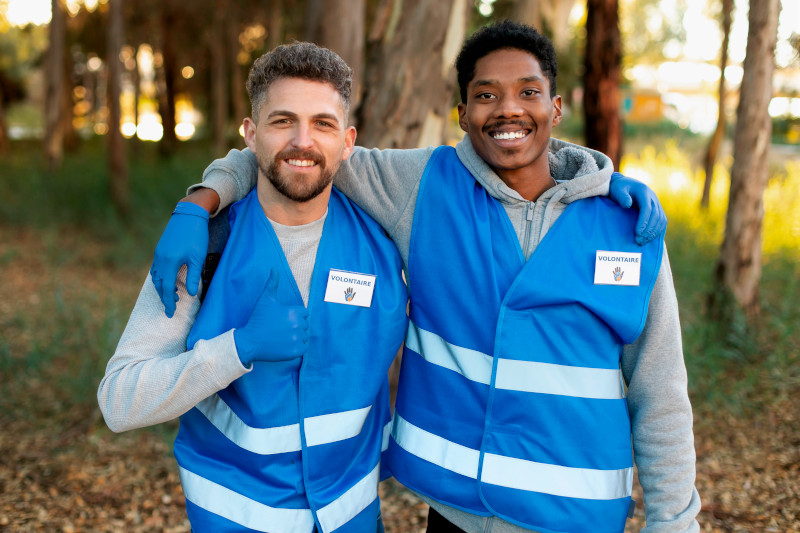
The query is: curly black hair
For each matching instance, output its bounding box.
[247,41,352,121]
[455,20,558,102]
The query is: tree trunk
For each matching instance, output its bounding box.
[513,0,542,31]
[356,0,469,148]
[714,0,781,318]
[230,17,247,131]
[44,0,66,170]
[132,48,140,155]
[267,0,283,51]
[61,51,79,152]
[544,0,577,50]
[583,0,622,169]
[107,0,129,215]
[211,0,230,156]
[305,0,365,125]
[701,0,733,210]
[158,9,177,156]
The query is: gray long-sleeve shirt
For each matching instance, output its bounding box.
[98,213,325,432]
[194,134,700,533]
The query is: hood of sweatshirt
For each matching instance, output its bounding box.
[454,134,615,207]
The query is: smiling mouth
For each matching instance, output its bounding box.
[491,130,528,140]
[286,159,318,167]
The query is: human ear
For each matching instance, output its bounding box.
[457,103,468,133]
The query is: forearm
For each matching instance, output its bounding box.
[98,270,248,432]
[622,249,701,532]
[186,148,258,216]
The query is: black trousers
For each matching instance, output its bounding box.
[426,507,468,533]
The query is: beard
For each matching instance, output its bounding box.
[259,148,334,203]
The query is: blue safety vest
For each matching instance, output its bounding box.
[178,187,408,533]
[386,146,663,533]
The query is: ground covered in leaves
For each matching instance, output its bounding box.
[1,230,798,532]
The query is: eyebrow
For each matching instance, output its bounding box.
[472,75,545,88]
[267,110,341,125]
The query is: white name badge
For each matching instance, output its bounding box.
[594,250,642,286]
[323,269,376,307]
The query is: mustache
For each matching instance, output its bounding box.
[276,148,325,168]
[482,119,534,133]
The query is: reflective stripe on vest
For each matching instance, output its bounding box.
[406,320,625,399]
[392,414,634,500]
[195,393,394,456]
[196,395,374,454]
[180,462,382,533]
[179,466,315,533]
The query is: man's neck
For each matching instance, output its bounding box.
[257,175,331,226]
[494,159,555,202]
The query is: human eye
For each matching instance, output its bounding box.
[475,92,495,101]
[521,88,541,97]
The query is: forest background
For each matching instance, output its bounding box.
[0,0,798,531]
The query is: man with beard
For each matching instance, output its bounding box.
[148,21,700,533]
[98,42,408,533]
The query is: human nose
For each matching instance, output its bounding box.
[494,93,523,118]
[290,122,314,149]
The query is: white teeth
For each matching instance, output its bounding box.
[492,131,526,140]
[287,159,317,167]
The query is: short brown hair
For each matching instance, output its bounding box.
[246,42,353,121]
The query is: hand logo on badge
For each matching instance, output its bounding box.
[344,287,356,302]
[613,267,624,282]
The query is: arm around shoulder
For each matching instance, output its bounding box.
[332,146,434,233]
[186,148,258,216]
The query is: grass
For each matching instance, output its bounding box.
[0,138,212,268]
[1,136,798,424]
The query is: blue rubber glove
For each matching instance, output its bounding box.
[608,172,667,245]
[233,269,310,366]
[150,202,210,318]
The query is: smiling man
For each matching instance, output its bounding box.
[149,21,700,533]
[98,43,408,533]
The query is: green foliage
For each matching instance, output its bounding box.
[0,23,48,104]
[771,115,800,145]
[621,140,800,415]
[0,137,211,267]
[620,0,688,66]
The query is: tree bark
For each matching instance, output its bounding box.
[714,0,781,318]
[44,0,66,170]
[583,0,622,169]
[267,0,283,51]
[230,16,247,131]
[158,8,177,156]
[544,0,577,50]
[305,0,365,125]
[61,51,79,152]
[701,0,733,210]
[211,0,230,156]
[107,0,129,215]
[356,0,469,148]
[513,0,542,31]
